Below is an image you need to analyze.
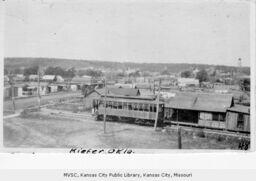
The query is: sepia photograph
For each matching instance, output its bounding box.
[2,0,253,152]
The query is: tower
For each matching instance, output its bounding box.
[238,58,242,68]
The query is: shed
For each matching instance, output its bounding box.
[226,105,250,132]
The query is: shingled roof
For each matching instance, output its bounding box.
[165,92,234,113]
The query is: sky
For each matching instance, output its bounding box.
[4,0,251,66]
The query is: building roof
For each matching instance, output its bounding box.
[71,76,92,84]
[178,78,199,84]
[165,92,234,113]
[42,75,55,80]
[29,75,38,79]
[94,87,140,97]
[227,105,250,115]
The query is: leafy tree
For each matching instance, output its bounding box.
[196,69,209,83]
[84,69,103,78]
[24,66,39,76]
[44,66,76,78]
[181,70,192,78]
[128,70,141,77]
[161,70,170,75]
[239,78,250,91]
[4,69,9,75]
[66,67,76,78]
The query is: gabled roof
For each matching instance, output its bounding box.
[165,92,234,113]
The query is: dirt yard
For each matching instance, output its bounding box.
[3,110,240,149]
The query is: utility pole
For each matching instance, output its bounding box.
[154,79,161,130]
[9,75,16,113]
[103,77,107,133]
[176,109,182,149]
[37,66,41,110]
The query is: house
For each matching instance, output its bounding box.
[83,89,102,109]
[42,75,64,83]
[177,78,199,87]
[47,84,58,93]
[28,75,39,81]
[164,92,234,128]
[25,82,49,96]
[226,105,250,132]
[4,84,24,98]
[13,74,25,82]
[22,85,37,96]
[70,84,78,91]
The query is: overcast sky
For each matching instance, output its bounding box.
[4,0,251,66]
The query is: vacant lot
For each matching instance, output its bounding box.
[3,111,240,149]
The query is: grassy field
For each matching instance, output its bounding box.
[3,111,240,149]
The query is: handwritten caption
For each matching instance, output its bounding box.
[69,148,135,154]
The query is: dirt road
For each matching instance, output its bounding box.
[3,111,239,149]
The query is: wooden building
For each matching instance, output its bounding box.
[164,92,234,129]
[226,105,250,132]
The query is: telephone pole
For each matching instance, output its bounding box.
[103,77,107,133]
[9,75,16,113]
[37,66,41,110]
[154,79,161,130]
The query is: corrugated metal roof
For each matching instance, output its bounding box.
[165,92,233,113]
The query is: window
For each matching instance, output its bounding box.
[212,113,219,121]
[128,103,132,110]
[139,104,143,111]
[219,113,225,122]
[112,102,118,109]
[134,103,138,111]
[118,102,122,109]
[123,102,128,110]
[144,104,149,112]
[150,105,156,112]
[212,113,226,122]
[237,113,244,129]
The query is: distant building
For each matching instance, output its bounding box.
[177,78,199,87]
[28,75,39,81]
[42,75,64,83]
[71,76,92,85]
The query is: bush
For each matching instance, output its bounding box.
[196,130,205,138]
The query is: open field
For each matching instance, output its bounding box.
[3,110,241,149]
[3,91,81,114]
